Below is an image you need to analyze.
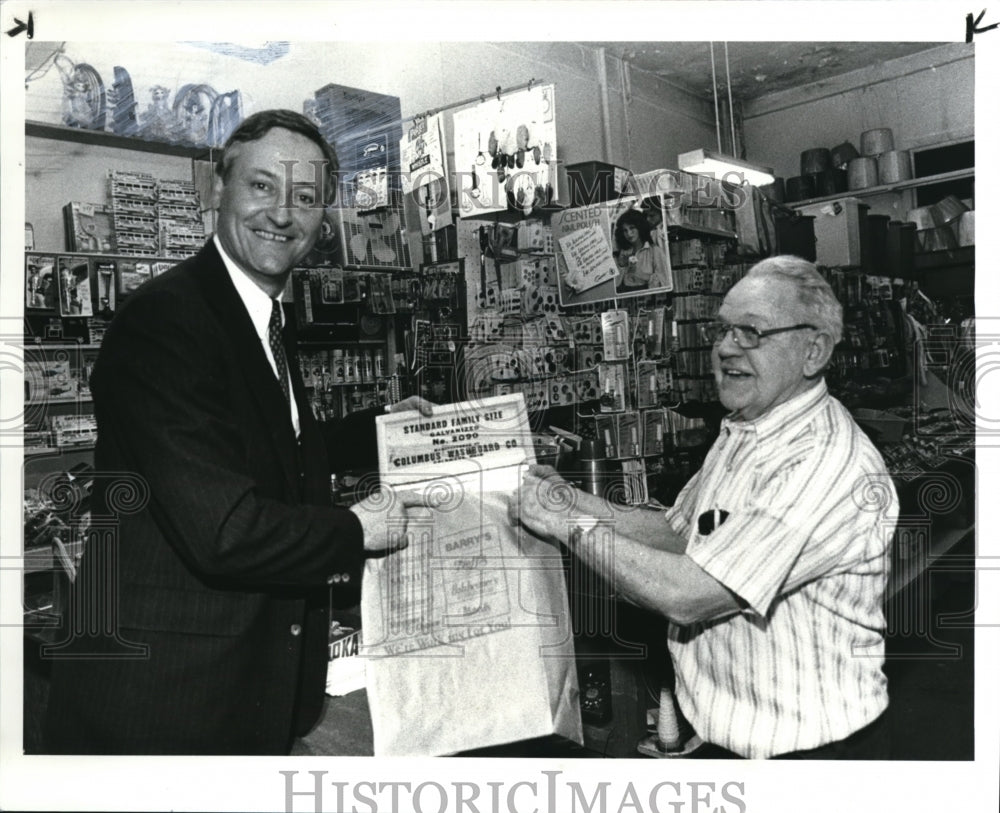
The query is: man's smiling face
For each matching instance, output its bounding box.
[712,275,818,421]
[213,127,326,296]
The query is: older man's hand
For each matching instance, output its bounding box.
[507,464,578,545]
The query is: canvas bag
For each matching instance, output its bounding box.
[361,393,583,756]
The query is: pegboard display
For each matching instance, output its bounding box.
[447,208,742,505]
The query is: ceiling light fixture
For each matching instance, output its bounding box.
[678,42,774,187]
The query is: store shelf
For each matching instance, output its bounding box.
[305,381,383,388]
[23,343,100,352]
[26,396,94,406]
[25,444,96,458]
[23,539,85,575]
[297,339,388,346]
[913,245,975,272]
[27,248,193,264]
[789,168,975,209]
[669,222,737,240]
[26,120,215,160]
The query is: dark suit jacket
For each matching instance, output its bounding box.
[43,241,379,754]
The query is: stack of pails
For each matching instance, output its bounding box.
[785,147,849,202]
[848,128,913,190]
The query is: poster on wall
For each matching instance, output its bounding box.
[453,83,557,218]
[400,112,453,236]
[552,194,673,307]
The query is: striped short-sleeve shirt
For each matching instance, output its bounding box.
[664,381,898,758]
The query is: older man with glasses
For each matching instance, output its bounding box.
[511,254,898,760]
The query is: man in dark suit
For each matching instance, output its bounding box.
[43,110,430,755]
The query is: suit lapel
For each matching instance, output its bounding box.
[192,242,301,499]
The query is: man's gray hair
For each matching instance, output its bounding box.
[746,255,843,344]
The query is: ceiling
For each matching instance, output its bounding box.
[592,42,946,100]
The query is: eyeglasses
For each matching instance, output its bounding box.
[700,321,817,349]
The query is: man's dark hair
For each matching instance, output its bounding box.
[216,109,339,204]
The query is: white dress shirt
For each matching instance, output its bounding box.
[213,235,300,436]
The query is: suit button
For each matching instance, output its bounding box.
[290,624,302,636]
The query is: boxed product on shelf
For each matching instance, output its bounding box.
[49,414,98,447]
[108,170,157,201]
[670,239,707,266]
[92,261,117,314]
[25,254,58,311]
[157,179,199,206]
[24,429,53,453]
[63,203,116,253]
[116,259,154,299]
[56,256,93,318]
[114,232,159,254]
[796,197,870,267]
[111,213,158,234]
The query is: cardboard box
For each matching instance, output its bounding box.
[796,197,870,267]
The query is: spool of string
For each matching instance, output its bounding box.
[656,686,685,752]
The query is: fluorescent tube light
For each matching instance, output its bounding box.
[677,148,775,187]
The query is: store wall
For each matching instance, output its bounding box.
[24,39,716,191]
[742,43,974,180]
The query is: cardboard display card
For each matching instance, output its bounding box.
[362,393,583,755]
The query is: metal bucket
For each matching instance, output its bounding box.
[817,168,848,196]
[830,141,860,169]
[800,148,832,176]
[784,175,816,203]
[934,194,969,224]
[860,128,894,156]
[847,157,879,190]
[907,205,942,230]
[877,150,912,184]
[957,211,975,246]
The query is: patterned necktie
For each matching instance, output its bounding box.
[268,299,290,403]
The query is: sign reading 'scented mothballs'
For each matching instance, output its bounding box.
[363,393,583,756]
